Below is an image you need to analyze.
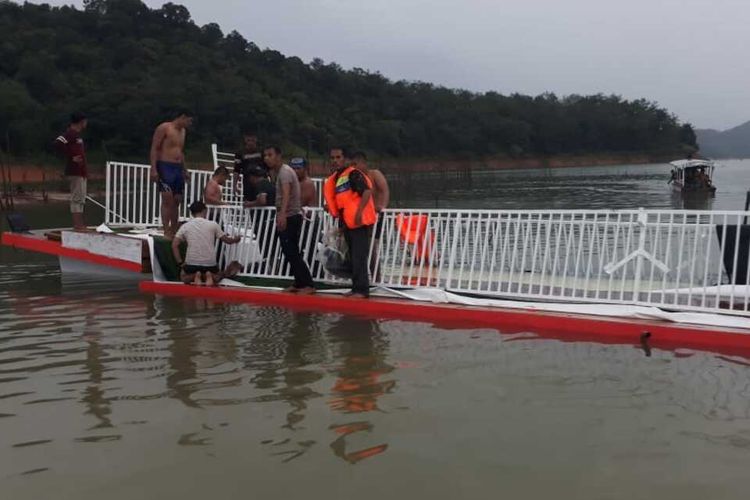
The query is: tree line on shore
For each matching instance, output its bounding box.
[0,0,697,164]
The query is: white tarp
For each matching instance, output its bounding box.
[369,287,750,331]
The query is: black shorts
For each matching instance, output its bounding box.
[183,264,219,274]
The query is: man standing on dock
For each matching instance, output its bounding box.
[54,112,88,231]
[150,109,193,239]
[324,147,377,298]
[234,131,266,203]
[352,151,389,279]
[264,145,315,294]
[290,157,318,207]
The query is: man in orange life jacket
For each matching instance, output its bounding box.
[324,147,377,298]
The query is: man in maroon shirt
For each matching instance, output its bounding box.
[54,112,88,230]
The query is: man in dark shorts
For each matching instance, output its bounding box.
[172,201,242,286]
[54,111,88,230]
[234,132,267,202]
[150,109,193,238]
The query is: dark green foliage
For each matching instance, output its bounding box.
[0,0,696,161]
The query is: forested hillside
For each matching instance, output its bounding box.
[0,0,697,162]
[696,122,750,158]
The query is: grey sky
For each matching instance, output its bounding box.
[46,0,750,130]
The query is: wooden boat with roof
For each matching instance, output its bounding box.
[669,159,717,195]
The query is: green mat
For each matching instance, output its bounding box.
[152,236,186,282]
[151,236,340,289]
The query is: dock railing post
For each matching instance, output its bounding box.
[445,212,461,290]
[633,208,648,304]
[744,191,750,225]
[211,143,219,171]
[105,162,111,226]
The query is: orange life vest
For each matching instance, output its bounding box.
[324,166,377,229]
[396,214,435,264]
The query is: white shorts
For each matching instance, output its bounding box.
[68,176,87,214]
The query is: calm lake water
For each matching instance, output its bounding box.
[2,161,750,499]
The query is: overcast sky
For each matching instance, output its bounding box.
[45,0,750,130]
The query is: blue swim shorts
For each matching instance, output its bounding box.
[156,160,185,195]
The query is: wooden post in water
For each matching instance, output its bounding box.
[0,151,9,211]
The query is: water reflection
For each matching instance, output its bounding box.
[278,313,325,431]
[327,315,395,464]
[671,191,715,210]
[81,329,112,430]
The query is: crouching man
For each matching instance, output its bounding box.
[172,201,242,286]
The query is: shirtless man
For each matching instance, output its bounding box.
[150,109,194,238]
[204,166,229,205]
[352,151,390,279]
[352,151,389,212]
[290,157,318,207]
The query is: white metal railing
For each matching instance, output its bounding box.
[204,205,750,317]
[105,161,216,225]
[211,143,324,206]
[208,206,335,284]
[105,160,322,226]
[106,161,750,317]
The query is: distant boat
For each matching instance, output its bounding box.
[669,159,717,195]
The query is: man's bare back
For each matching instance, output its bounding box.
[300,177,317,207]
[204,179,222,205]
[368,168,389,211]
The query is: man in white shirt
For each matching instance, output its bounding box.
[171,201,242,286]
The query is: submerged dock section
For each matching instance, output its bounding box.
[100,158,750,319]
[5,157,750,354]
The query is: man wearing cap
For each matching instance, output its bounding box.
[54,112,88,230]
[172,201,242,286]
[234,132,267,202]
[290,157,318,207]
[291,157,320,274]
[242,165,276,208]
[264,145,315,294]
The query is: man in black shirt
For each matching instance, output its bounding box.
[234,132,267,202]
[242,166,276,207]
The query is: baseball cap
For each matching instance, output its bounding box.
[290,157,307,169]
[247,165,266,177]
